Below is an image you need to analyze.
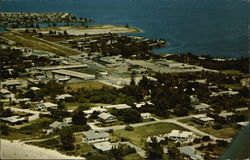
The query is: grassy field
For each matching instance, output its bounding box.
[0,129,32,140]
[123,153,143,160]
[114,123,186,149]
[65,81,109,92]
[221,70,244,75]
[1,31,80,56]
[222,83,242,90]
[199,126,238,139]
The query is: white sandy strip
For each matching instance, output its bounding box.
[0,139,85,159]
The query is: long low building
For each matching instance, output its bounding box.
[34,64,88,71]
[52,69,95,80]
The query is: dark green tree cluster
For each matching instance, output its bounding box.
[110,108,142,123]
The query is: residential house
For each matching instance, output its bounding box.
[56,94,72,101]
[167,130,194,143]
[98,112,117,123]
[193,103,211,112]
[63,117,72,125]
[179,147,204,160]
[36,102,58,111]
[1,116,27,125]
[0,89,15,101]
[49,121,64,130]
[93,141,113,153]
[141,113,152,120]
[104,104,131,110]
[83,130,109,144]
[192,115,214,126]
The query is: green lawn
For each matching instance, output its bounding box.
[0,129,31,140]
[114,123,186,149]
[221,70,244,75]
[123,153,143,160]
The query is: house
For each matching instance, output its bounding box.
[83,130,109,144]
[192,115,214,126]
[179,147,204,160]
[146,135,164,143]
[1,116,27,125]
[93,141,113,153]
[55,94,72,101]
[14,98,31,104]
[237,121,249,128]
[167,130,194,142]
[30,86,41,91]
[97,72,109,77]
[63,117,72,125]
[190,95,199,103]
[98,112,117,123]
[218,112,234,119]
[193,103,210,112]
[104,104,131,110]
[141,113,152,120]
[36,102,58,111]
[0,89,15,101]
[49,121,64,130]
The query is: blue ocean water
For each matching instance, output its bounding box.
[2,0,249,58]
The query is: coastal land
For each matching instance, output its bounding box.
[0,12,249,160]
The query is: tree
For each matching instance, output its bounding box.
[72,109,87,125]
[146,137,163,160]
[0,123,9,136]
[2,108,13,117]
[60,127,75,150]
[202,136,210,141]
[38,32,43,38]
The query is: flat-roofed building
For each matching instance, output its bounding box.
[192,115,214,126]
[1,116,27,125]
[167,130,194,142]
[52,69,95,80]
[36,102,58,111]
[93,141,113,153]
[193,103,210,112]
[103,104,132,110]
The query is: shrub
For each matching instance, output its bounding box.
[125,125,134,131]
[212,124,223,130]
[202,136,211,141]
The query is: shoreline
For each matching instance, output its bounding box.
[0,139,85,159]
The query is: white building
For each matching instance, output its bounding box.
[36,102,58,111]
[141,113,152,120]
[83,130,109,144]
[167,130,194,142]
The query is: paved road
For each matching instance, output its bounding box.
[88,114,231,141]
[6,107,50,121]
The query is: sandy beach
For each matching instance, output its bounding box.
[0,139,85,159]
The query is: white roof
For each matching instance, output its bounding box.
[56,94,72,100]
[0,89,11,94]
[93,142,112,152]
[141,113,151,117]
[98,112,115,120]
[194,103,210,110]
[30,87,41,91]
[200,117,214,122]
[2,116,25,123]
[42,102,58,108]
[168,130,193,138]
[192,115,207,119]
[104,104,131,110]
